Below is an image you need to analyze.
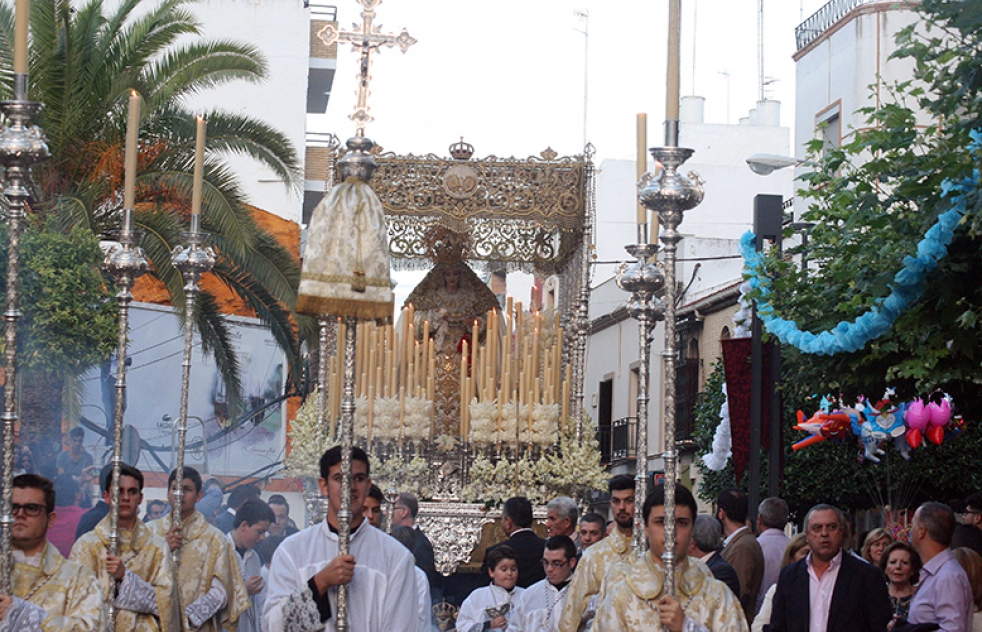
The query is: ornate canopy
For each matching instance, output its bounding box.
[333,140,595,275]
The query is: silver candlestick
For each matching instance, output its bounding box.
[102,226,148,627]
[616,242,665,552]
[0,76,49,595]
[169,226,215,620]
[640,145,703,597]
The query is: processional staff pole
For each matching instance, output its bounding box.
[0,15,49,594]
[640,0,704,605]
[102,90,148,630]
[313,3,413,628]
[615,108,665,551]
[169,171,215,630]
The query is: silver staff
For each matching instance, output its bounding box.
[615,240,665,552]
[0,72,49,595]
[639,0,704,600]
[103,221,148,627]
[336,316,357,632]
[169,216,215,627]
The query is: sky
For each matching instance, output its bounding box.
[309,0,831,163]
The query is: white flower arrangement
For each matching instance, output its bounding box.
[353,395,369,439]
[531,403,560,447]
[402,397,433,444]
[469,399,498,447]
[373,396,401,441]
[284,390,337,479]
[434,434,458,452]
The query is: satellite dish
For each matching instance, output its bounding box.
[121,424,141,465]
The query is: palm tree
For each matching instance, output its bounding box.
[0,0,311,447]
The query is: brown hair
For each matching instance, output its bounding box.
[861,528,895,564]
[781,533,809,568]
[954,547,982,611]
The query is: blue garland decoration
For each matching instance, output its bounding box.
[741,131,982,356]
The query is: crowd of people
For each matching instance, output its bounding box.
[5,436,982,631]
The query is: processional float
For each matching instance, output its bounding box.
[290,2,601,588]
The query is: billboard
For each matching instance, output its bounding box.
[80,302,286,477]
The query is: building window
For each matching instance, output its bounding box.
[816,102,842,158]
[675,338,700,440]
[597,378,613,463]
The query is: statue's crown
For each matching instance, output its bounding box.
[424,225,472,264]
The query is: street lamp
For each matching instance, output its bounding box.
[746,153,812,176]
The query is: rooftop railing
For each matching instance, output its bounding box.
[795,0,883,50]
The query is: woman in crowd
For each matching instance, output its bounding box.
[861,527,894,566]
[877,540,921,622]
[953,547,982,632]
[752,533,810,632]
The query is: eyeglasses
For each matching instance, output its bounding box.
[541,559,569,569]
[12,503,46,517]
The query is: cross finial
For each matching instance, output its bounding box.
[318,0,417,135]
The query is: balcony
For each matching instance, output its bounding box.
[795,0,883,50]
[598,416,637,466]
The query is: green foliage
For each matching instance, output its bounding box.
[0,223,117,376]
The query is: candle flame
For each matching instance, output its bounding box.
[131,89,138,98]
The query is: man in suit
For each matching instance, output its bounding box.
[393,491,439,599]
[486,496,546,588]
[717,488,764,623]
[689,515,741,599]
[764,503,892,632]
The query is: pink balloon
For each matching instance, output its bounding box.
[906,428,922,449]
[906,399,929,431]
[928,399,951,427]
[927,425,945,445]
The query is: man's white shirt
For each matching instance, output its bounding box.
[263,518,418,632]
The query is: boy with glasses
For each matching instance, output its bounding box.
[509,535,578,632]
[0,474,104,629]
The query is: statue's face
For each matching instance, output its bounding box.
[443,268,460,292]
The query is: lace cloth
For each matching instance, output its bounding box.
[0,597,47,632]
[281,584,325,632]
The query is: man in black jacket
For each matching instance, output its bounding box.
[486,496,546,588]
[765,503,892,632]
[689,515,741,600]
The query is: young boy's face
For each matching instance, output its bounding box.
[489,557,518,590]
[235,519,270,550]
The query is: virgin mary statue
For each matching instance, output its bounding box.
[404,232,500,437]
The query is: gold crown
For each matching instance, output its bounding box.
[423,225,472,264]
[432,600,458,631]
[449,137,475,161]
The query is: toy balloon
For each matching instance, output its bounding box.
[927,399,951,427]
[906,427,922,449]
[927,424,945,445]
[906,399,929,431]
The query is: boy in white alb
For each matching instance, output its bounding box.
[457,546,525,631]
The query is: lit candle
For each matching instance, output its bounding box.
[191,116,206,232]
[637,113,648,228]
[398,386,405,448]
[123,91,141,231]
[471,319,479,375]
[13,0,27,76]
